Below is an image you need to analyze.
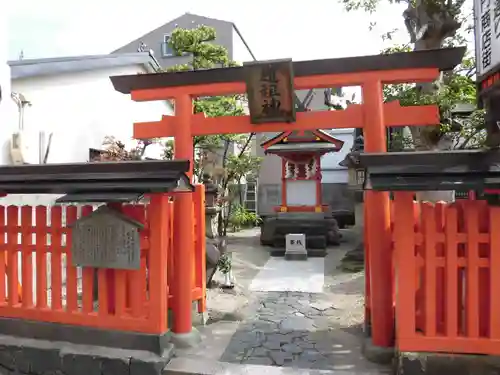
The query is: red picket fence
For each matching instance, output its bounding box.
[0,185,206,334]
[393,192,500,355]
[0,203,154,332]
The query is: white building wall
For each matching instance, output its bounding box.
[295,89,328,111]
[1,64,172,206]
[0,10,17,157]
[10,65,171,163]
[232,28,255,64]
[320,128,354,184]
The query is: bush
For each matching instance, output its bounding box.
[228,204,262,232]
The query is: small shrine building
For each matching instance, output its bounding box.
[259,129,345,254]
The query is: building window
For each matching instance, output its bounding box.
[162,34,175,57]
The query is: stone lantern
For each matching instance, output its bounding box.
[202,172,226,285]
[202,172,221,239]
[339,135,365,193]
[341,152,365,190]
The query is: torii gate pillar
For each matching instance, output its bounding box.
[170,94,200,344]
[363,80,393,346]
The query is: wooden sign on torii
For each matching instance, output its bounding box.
[110,46,465,348]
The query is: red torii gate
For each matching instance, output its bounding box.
[110,47,465,348]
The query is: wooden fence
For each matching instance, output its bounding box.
[393,192,500,355]
[0,185,206,334]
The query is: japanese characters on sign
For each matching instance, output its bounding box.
[475,0,500,78]
[285,233,306,253]
[244,59,296,124]
[260,66,282,117]
[71,206,142,270]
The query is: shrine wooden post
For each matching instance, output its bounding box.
[171,94,196,334]
[362,80,393,346]
[110,46,465,347]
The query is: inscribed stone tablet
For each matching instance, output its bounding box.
[71,209,141,270]
[285,233,306,253]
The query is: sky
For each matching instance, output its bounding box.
[8,0,412,62]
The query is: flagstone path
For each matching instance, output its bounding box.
[220,291,358,370]
[168,226,391,374]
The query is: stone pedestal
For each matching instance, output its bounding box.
[0,318,174,375]
[261,212,336,257]
[285,233,307,261]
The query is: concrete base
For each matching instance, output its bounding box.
[397,351,500,375]
[0,317,171,355]
[361,337,395,365]
[168,301,207,329]
[0,334,174,375]
[271,248,326,258]
[284,251,308,261]
[165,357,369,375]
[249,257,325,293]
[170,328,202,349]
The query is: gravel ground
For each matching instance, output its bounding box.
[323,224,366,330]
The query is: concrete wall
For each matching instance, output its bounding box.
[232,27,255,64]
[321,129,354,184]
[0,11,17,158]
[1,64,171,207]
[295,89,328,111]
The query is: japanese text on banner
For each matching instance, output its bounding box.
[482,0,493,71]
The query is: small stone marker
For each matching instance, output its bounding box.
[70,206,143,270]
[285,233,307,260]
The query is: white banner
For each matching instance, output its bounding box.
[475,0,500,78]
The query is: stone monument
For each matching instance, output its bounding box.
[285,233,307,260]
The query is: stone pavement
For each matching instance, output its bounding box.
[219,291,383,372]
[249,258,325,293]
[167,227,391,374]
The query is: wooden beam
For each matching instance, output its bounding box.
[384,101,439,127]
[294,68,440,90]
[134,101,439,139]
[130,68,440,102]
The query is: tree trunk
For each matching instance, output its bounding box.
[406,2,460,203]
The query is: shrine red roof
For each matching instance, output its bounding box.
[260,130,345,153]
